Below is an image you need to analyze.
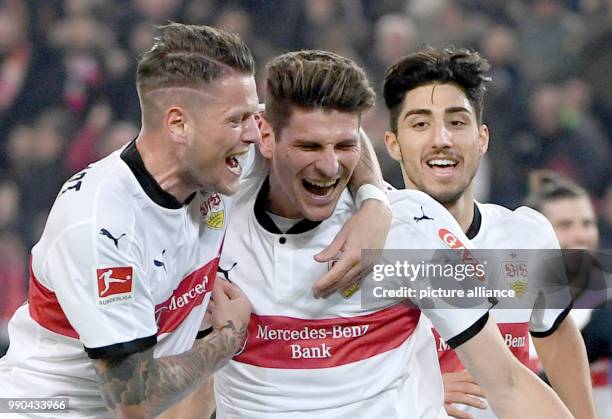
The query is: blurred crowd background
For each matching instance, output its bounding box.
[0,0,610,353]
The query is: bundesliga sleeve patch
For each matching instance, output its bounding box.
[96,267,133,305]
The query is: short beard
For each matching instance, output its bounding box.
[419,184,466,206]
[399,157,474,208]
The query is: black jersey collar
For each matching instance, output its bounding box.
[121,139,194,209]
[254,177,322,234]
[465,202,482,240]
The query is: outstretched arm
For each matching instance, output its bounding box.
[455,316,573,419]
[533,315,596,419]
[313,129,391,298]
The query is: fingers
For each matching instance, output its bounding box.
[445,382,486,398]
[445,403,474,419]
[443,371,485,398]
[212,280,230,305]
[220,279,245,301]
[313,251,359,298]
[313,230,345,263]
[445,392,488,410]
[444,370,478,384]
[332,263,363,298]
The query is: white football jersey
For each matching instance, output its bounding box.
[0,141,229,418]
[425,202,571,419]
[214,176,490,418]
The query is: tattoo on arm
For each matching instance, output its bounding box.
[92,320,246,418]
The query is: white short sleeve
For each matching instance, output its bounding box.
[43,216,157,359]
[386,190,492,348]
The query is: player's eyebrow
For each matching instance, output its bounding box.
[445,106,471,115]
[402,109,432,120]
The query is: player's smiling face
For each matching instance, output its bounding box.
[183,74,260,196]
[260,108,361,221]
[384,83,489,205]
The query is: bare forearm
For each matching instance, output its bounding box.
[534,317,596,419]
[348,128,384,193]
[498,362,573,419]
[93,322,244,418]
[456,318,572,418]
[157,378,215,419]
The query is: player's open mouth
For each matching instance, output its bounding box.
[225,152,247,176]
[426,158,458,176]
[302,178,338,197]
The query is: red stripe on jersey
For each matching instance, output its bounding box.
[28,262,79,339]
[433,322,530,373]
[234,303,420,369]
[591,358,610,387]
[28,255,221,339]
[155,257,219,334]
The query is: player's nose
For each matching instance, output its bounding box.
[242,114,261,145]
[315,147,340,178]
[432,124,453,148]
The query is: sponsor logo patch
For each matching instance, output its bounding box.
[97,267,133,305]
[438,228,467,250]
[234,304,419,369]
[155,257,219,334]
[438,228,486,282]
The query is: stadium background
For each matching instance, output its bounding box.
[0,0,610,356]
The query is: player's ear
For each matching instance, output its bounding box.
[478,124,489,156]
[258,115,275,159]
[384,131,402,162]
[166,107,188,144]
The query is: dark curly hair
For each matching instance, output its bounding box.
[383,46,491,133]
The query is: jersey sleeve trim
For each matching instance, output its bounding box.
[529,303,573,338]
[84,334,157,359]
[446,312,489,349]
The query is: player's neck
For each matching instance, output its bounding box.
[266,176,302,219]
[443,190,475,235]
[135,134,195,204]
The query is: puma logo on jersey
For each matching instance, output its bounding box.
[154,250,167,272]
[218,262,237,281]
[99,228,126,248]
[414,206,434,223]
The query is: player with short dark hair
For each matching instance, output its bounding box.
[265,50,375,138]
[383,46,595,419]
[213,48,484,418]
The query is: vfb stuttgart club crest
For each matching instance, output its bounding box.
[200,193,225,230]
[501,257,528,297]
